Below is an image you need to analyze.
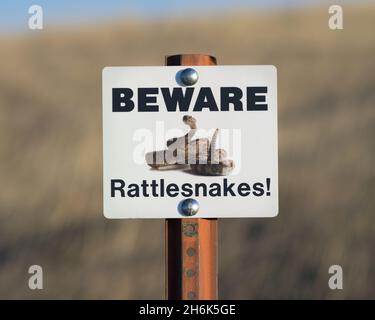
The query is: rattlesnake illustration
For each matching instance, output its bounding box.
[145,116,234,176]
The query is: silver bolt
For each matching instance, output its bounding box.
[180,68,199,86]
[178,198,199,216]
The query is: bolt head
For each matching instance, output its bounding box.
[180,68,199,86]
[178,198,199,216]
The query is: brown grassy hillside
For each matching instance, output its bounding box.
[0,5,374,299]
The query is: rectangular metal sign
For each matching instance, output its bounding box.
[102,65,278,218]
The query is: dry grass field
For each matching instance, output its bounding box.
[0,5,374,299]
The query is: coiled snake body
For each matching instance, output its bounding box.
[145,116,234,176]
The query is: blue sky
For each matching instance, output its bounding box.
[0,0,368,32]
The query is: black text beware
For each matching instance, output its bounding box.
[112,87,268,112]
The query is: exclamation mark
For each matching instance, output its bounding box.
[266,178,271,196]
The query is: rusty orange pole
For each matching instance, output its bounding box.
[165,54,218,300]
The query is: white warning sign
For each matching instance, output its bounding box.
[102,65,278,218]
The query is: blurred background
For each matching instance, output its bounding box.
[0,0,374,299]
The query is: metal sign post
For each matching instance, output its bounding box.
[102,55,278,299]
[165,54,218,300]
